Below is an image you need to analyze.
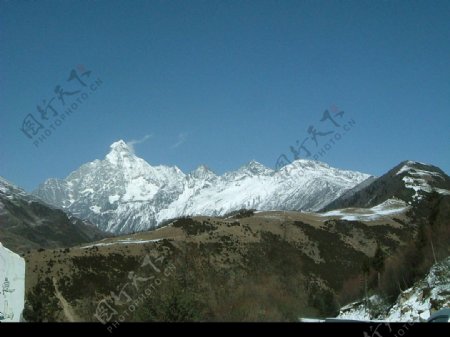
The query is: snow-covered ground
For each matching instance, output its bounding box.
[337,257,450,322]
[0,242,25,322]
[80,238,163,249]
[319,198,410,221]
[337,295,387,321]
[385,257,450,321]
[396,161,450,201]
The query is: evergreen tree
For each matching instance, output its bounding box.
[371,242,385,288]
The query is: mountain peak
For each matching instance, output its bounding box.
[196,164,211,172]
[245,160,265,169]
[109,140,132,153]
[106,140,136,165]
[190,165,217,180]
[291,159,330,169]
[238,160,273,176]
[394,160,444,177]
[247,160,262,166]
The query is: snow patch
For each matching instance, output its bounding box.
[396,164,449,200]
[89,205,102,214]
[337,257,450,322]
[122,177,158,202]
[81,238,163,249]
[320,198,409,221]
[403,175,450,200]
[108,195,120,204]
[385,257,450,322]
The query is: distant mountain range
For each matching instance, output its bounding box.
[33,140,371,233]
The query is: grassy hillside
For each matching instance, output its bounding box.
[0,196,108,254]
[23,209,417,322]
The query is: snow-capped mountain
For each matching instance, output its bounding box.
[34,140,371,234]
[322,160,450,211]
[0,176,30,203]
[396,161,450,201]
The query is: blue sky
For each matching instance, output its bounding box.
[1,0,449,191]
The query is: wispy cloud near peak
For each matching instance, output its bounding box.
[126,134,153,153]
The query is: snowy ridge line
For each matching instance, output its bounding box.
[34,140,370,233]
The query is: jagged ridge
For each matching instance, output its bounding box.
[34,140,371,234]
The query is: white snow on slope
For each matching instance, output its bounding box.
[337,257,450,322]
[403,176,450,201]
[34,140,371,234]
[385,257,450,321]
[396,162,450,200]
[108,195,120,204]
[81,238,162,249]
[337,295,383,321]
[0,177,27,199]
[396,161,441,177]
[319,198,409,221]
[89,205,102,214]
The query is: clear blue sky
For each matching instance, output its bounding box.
[1,0,449,192]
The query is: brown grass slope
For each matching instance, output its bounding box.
[23,206,423,322]
[0,195,109,254]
